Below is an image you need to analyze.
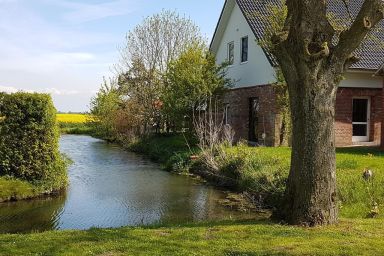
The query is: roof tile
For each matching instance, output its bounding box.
[236,0,384,70]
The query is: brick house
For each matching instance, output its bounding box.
[210,0,384,147]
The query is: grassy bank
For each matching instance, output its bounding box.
[1,218,384,255]
[57,113,95,135]
[129,135,384,219]
[0,177,40,202]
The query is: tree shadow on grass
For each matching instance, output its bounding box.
[336,146,383,156]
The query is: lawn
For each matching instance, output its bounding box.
[129,135,384,219]
[0,218,383,255]
[0,177,39,202]
[1,136,384,255]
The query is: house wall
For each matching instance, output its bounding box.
[224,85,280,146]
[340,72,383,88]
[382,78,384,149]
[215,3,276,88]
[335,87,383,146]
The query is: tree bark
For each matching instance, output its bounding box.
[271,0,383,226]
[281,73,338,226]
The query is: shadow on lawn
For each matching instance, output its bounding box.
[336,146,383,156]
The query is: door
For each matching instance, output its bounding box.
[352,98,370,143]
[249,98,259,142]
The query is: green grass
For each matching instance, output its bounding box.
[220,145,384,218]
[127,135,384,219]
[58,122,95,135]
[0,177,41,202]
[127,134,197,171]
[0,218,384,255]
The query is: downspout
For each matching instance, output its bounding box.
[374,64,384,149]
[381,75,384,149]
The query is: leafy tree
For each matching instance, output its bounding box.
[116,10,205,134]
[90,78,121,140]
[162,45,231,131]
[266,0,384,226]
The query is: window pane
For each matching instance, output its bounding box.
[352,99,368,122]
[241,37,248,62]
[228,42,234,65]
[353,124,367,136]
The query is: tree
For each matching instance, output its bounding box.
[116,10,204,134]
[90,78,121,140]
[267,0,384,226]
[162,44,230,131]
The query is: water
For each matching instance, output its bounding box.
[0,135,257,233]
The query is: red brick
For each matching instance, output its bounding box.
[225,85,383,147]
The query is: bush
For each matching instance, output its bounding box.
[0,92,67,189]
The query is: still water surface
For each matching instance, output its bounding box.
[0,135,255,233]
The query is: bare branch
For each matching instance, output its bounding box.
[331,0,384,69]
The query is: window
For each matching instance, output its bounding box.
[241,36,248,63]
[224,104,230,125]
[227,41,234,65]
[249,97,259,142]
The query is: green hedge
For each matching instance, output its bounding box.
[0,92,67,188]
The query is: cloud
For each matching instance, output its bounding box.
[44,88,81,96]
[0,0,137,111]
[0,85,18,93]
[46,0,137,23]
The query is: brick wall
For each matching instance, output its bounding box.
[225,85,383,148]
[382,78,384,149]
[335,87,382,147]
[224,84,281,146]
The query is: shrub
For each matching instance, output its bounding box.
[0,92,67,189]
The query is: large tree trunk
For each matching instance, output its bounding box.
[271,0,383,226]
[282,74,338,225]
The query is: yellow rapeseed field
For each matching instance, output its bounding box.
[56,114,92,123]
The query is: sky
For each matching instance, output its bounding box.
[0,0,223,112]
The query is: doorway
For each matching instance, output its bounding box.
[352,97,370,143]
[249,97,259,142]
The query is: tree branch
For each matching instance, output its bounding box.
[331,0,384,69]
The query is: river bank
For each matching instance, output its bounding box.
[0,135,260,234]
[127,135,384,219]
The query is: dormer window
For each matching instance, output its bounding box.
[227,41,234,65]
[241,36,248,63]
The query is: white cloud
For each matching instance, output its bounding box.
[0,0,136,111]
[44,88,81,96]
[42,0,137,24]
[63,1,135,23]
[0,85,18,93]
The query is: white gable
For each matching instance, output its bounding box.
[211,0,277,88]
[211,0,383,89]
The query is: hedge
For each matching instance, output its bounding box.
[0,92,67,189]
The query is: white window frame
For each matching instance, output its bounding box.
[352,96,371,143]
[241,36,248,63]
[224,104,230,125]
[227,41,234,65]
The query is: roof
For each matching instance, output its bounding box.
[211,0,384,71]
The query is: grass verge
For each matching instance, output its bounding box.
[128,135,384,219]
[0,218,383,255]
[0,177,39,202]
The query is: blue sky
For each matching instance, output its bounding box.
[0,0,223,112]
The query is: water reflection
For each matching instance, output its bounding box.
[0,194,66,233]
[0,135,256,233]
